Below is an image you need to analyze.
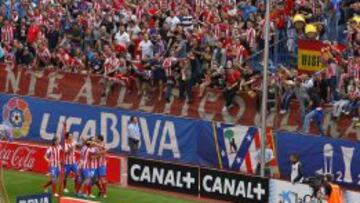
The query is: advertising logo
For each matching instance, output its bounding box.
[128,157,199,195]
[316,143,356,184]
[269,179,319,203]
[217,124,277,174]
[2,97,32,138]
[200,168,269,203]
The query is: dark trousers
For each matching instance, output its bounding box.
[128,138,139,155]
[255,163,272,177]
[179,80,192,101]
[224,88,236,107]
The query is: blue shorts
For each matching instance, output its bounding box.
[64,164,78,176]
[97,166,106,177]
[81,169,96,179]
[49,167,59,179]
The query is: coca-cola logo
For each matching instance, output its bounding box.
[0,143,36,170]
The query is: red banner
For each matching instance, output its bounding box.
[0,67,358,140]
[0,141,122,183]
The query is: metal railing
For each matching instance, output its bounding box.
[246,35,297,72]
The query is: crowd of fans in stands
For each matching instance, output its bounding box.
[0,0,359,132]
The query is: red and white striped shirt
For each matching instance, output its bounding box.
[45,145,62,168]
[64,140,77,165]
[246,27,256,49]
[80,145,97,169]
[80,145,89,169]
[104,56,120,77]
[97,143,107,167]
[135,5,144,20]
[88,147,98,169]
[163,57,173,77]
[1,24,14,45]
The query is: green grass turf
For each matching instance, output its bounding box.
[3,170,198,203]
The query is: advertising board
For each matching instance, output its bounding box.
[127,157,199,196]
[200,168,269,203]
[0,141,121,183]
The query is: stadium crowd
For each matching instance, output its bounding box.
[0,0,359,133]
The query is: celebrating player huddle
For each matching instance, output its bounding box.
[43,133,108,199]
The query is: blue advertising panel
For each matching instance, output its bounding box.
[276,132,360,189]
[0,93,214,165]
[16,193,51,203]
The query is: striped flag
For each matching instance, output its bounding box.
[216,123,278,175]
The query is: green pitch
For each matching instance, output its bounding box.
[3,170,197,203]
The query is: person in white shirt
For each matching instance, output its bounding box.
[165,11,181,31]
[290,154,304,183]
[128,20,141,36]
[114,25,130,47]
[139,34,153,59]
[127,116,141,155]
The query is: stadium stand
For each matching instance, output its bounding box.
[0,0,359,202]
[0,0,358,129]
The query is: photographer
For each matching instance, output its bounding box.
[317,174,343,203]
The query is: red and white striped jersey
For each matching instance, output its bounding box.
[97,143,107,167]
[88,147,98,169]
[163,57,173,77]
[1,24,14,45]
[135,5,144,20]
[104,57,120,76]
[45,145,62,168]
[64,140,77,165]
[80,145,97,169]
[246,27,256,49]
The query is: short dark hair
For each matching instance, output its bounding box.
[325,174,334,182]
[130,116,136,122]
[86,137,94,146]
[97,135,104,142]
[65,132,71,139]
[52,137,58,145]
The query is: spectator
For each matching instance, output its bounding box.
[290,154,304,183]
[222,66,240,111]
[294,77,309,122]
[303,87,325,135]
[179,58,193,103]
[127,116,141,155]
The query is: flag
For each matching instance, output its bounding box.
[216,123,278,175]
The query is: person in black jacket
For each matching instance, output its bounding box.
[290,154,304,183]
